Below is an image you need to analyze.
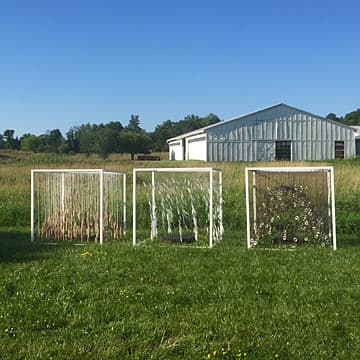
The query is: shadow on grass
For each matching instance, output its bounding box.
[0,229,53,264]
[337,234,360,248]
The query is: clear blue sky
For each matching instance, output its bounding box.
[1,0,359,137]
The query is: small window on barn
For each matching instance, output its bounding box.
[335,141,344,158]
[275,141,291,160]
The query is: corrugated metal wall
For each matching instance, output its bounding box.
[207,104,355,161]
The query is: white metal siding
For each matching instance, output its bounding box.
[207,104,355,161]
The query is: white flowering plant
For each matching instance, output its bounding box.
[252,184,330,247]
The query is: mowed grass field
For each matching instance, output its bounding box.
[1,151,360,359]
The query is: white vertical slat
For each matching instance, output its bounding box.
[132,169,137,246]
[61,172,65,239]
[209,169,213,248]
[151,171,156,240]
[327,170,332,244]
[123,173,127,235]
[252,171,257,236]
[99,170,104,245]
[330,168,337,250]
[219,170,223,240]
[245,168,251,249]
[30,170,35,242]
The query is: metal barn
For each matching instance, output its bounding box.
[167,103,356,161]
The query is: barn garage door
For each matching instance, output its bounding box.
[188,136,207,161]
[169,141,183,160]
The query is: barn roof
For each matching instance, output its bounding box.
[167,103,355,143]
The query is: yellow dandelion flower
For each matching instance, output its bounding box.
[80,251,92,256]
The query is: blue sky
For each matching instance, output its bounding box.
[0,0,359,137]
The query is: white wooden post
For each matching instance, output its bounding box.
[61,172,65,239]
[30,170,35,242]
[132,169,136,246]
[330,168,337,250]
[123,173,127,235]
[219,170,223,240]
[245,168,251,249]
[151,171,156,240]
[327,169,332,246]
[99,170,104,245]
[209,169,213,248]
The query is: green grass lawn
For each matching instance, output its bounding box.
[1,229,360,359]
[1,153,360,358]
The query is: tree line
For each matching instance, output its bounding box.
[0,113,220,158]
[1,108,360,158]
[326,108,360,125]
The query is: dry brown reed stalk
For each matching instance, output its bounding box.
[35,171,125,242]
